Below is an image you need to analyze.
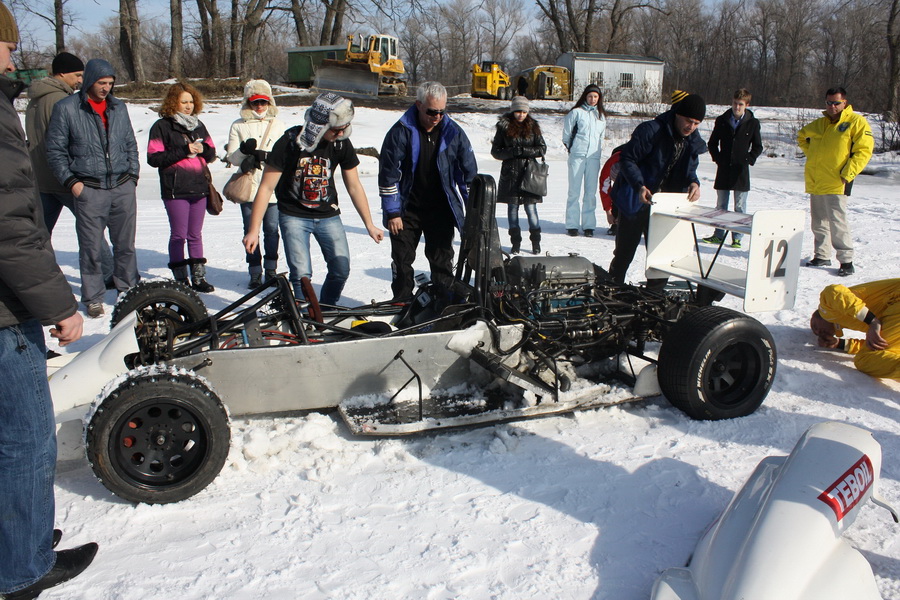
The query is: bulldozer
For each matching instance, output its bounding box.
[471,61,512,100]
[313,34,407,97]
[513,65,571,101]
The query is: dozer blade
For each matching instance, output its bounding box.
[313,66,381,98]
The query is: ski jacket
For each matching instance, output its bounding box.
[378,105,478,230]
[45,59,140,191]
[598,150,621,212]
[147,116,216,200]
[707,108,763,191]
[562,104,605,159]
[225,110,286,205]
[25,76,75,194]
[0,76,78,328]
[490,113,546,205]
[797,105,873,196]
[817,279,900,379]
[612,109,707,217]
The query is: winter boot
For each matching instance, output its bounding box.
[509,228,522,254]
[248,266,263,289]
[264,268,278,281]
[529,228,542,254]
[189,259,215,293]
[168,260,190,285]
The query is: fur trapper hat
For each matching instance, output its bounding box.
[241,79,278,120]
[297,92,353,151]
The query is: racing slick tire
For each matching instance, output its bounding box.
[86,367,231,504]
[110,279,208,330]
[658,306,775,420]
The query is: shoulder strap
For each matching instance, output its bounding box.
[260,118,275,148]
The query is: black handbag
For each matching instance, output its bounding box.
[520,157,549,197]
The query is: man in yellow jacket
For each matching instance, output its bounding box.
[797,87,873,277]
[810,279,899,380]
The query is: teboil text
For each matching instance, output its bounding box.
[818,454,874,521]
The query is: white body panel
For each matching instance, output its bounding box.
[652,421,897,600]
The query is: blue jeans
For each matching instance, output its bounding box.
[241,202,279,273]
[713,189,748,242]
[279,213,350,306]
[0,320,56,594]
[507,203,540,231]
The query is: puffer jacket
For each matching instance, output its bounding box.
[562,104,605,159]
[225,102,286,204]
[378,104,478,231]
[612,109,708,217]
[0,77,78,328]
[147,117,216,199]
[797,105,874,195]
[491,113,546,205]
[25,76,75,194]
[45,59,140,190]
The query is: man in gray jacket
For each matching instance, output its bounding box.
[25,52,113,286]
[0,4,98,598]
[46,58,140,318]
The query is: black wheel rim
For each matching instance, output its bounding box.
[138,301,195,326]
[704,341,763,408]
[108,399,211,489]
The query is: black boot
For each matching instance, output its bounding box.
[189,259,215,293]
[168,260,190,285]
[509,228,522,254]
[4,542,99,600]
[529,228,542,254]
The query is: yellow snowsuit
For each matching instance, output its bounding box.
[797,105,874,195]
[817,279,900,379]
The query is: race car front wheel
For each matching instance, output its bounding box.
[658,306,776,420]
[110,279,208,330]
[86,368,231,504]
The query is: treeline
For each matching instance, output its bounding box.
[8,0,900,114]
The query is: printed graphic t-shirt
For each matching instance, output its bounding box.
[267,127,360,219]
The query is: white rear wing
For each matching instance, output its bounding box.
[646,193,804,312]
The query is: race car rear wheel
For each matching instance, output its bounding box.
[658,306,775,420]
[110,279,208,330]
[86,368,231,504]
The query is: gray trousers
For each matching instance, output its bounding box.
[809,193,853,263]
[40,191,114,282]
[73,181,139,303]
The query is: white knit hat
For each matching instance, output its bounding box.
[297,92,354,151]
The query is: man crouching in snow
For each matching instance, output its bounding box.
[810,279,900,380]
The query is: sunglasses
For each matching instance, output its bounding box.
[250,99,269,106]
[425,108,445,117]
[330,124,349,133]
[825,100,844,106]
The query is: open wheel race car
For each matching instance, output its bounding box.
[49,175,778,504]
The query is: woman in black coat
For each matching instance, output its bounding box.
[491,96,547,254]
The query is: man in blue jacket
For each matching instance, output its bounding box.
[608,94,708,284]
[46,58,140,318]
[378,81,478,300]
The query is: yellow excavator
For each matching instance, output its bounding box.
[313,34,407,97]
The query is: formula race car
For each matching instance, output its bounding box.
[49,175,778,504]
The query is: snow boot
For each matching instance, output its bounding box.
[189,259,215,293]
[248,266,263,289]
[265,268,278,281]
[529,228,541,254]
[168,260,190,285]
[509,228,522,254]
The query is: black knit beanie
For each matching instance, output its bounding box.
[52,52,84,75]
[674,93,706,121]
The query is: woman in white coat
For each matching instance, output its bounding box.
[225,80,287,287]
[562,84,606,237]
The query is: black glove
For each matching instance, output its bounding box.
[252,149,268,162]
[239,138,258,155]
[240,155,261,173]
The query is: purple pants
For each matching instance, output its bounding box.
[164,197,207,262]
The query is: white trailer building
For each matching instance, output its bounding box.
[556,53,665,102]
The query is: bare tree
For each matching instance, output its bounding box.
[10,0,71,53]
[169,0,184,77]
[195,0,227,76]
[119,0,145,81]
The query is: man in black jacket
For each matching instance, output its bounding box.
[46,58,140,318]
[0,4,98,598]
[702,89,763,249]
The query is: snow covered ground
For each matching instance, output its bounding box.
[23,93,900,599]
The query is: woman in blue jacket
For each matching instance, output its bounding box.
[562,84,606,237]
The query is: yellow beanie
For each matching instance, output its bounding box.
[0,2,19,44]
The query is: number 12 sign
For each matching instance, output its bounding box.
[745,210,805,312]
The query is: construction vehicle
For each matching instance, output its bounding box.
[313,34,406,97]
[471,62,511,100]
[513,65,572,101]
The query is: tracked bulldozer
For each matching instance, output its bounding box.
[313,34,407,97]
